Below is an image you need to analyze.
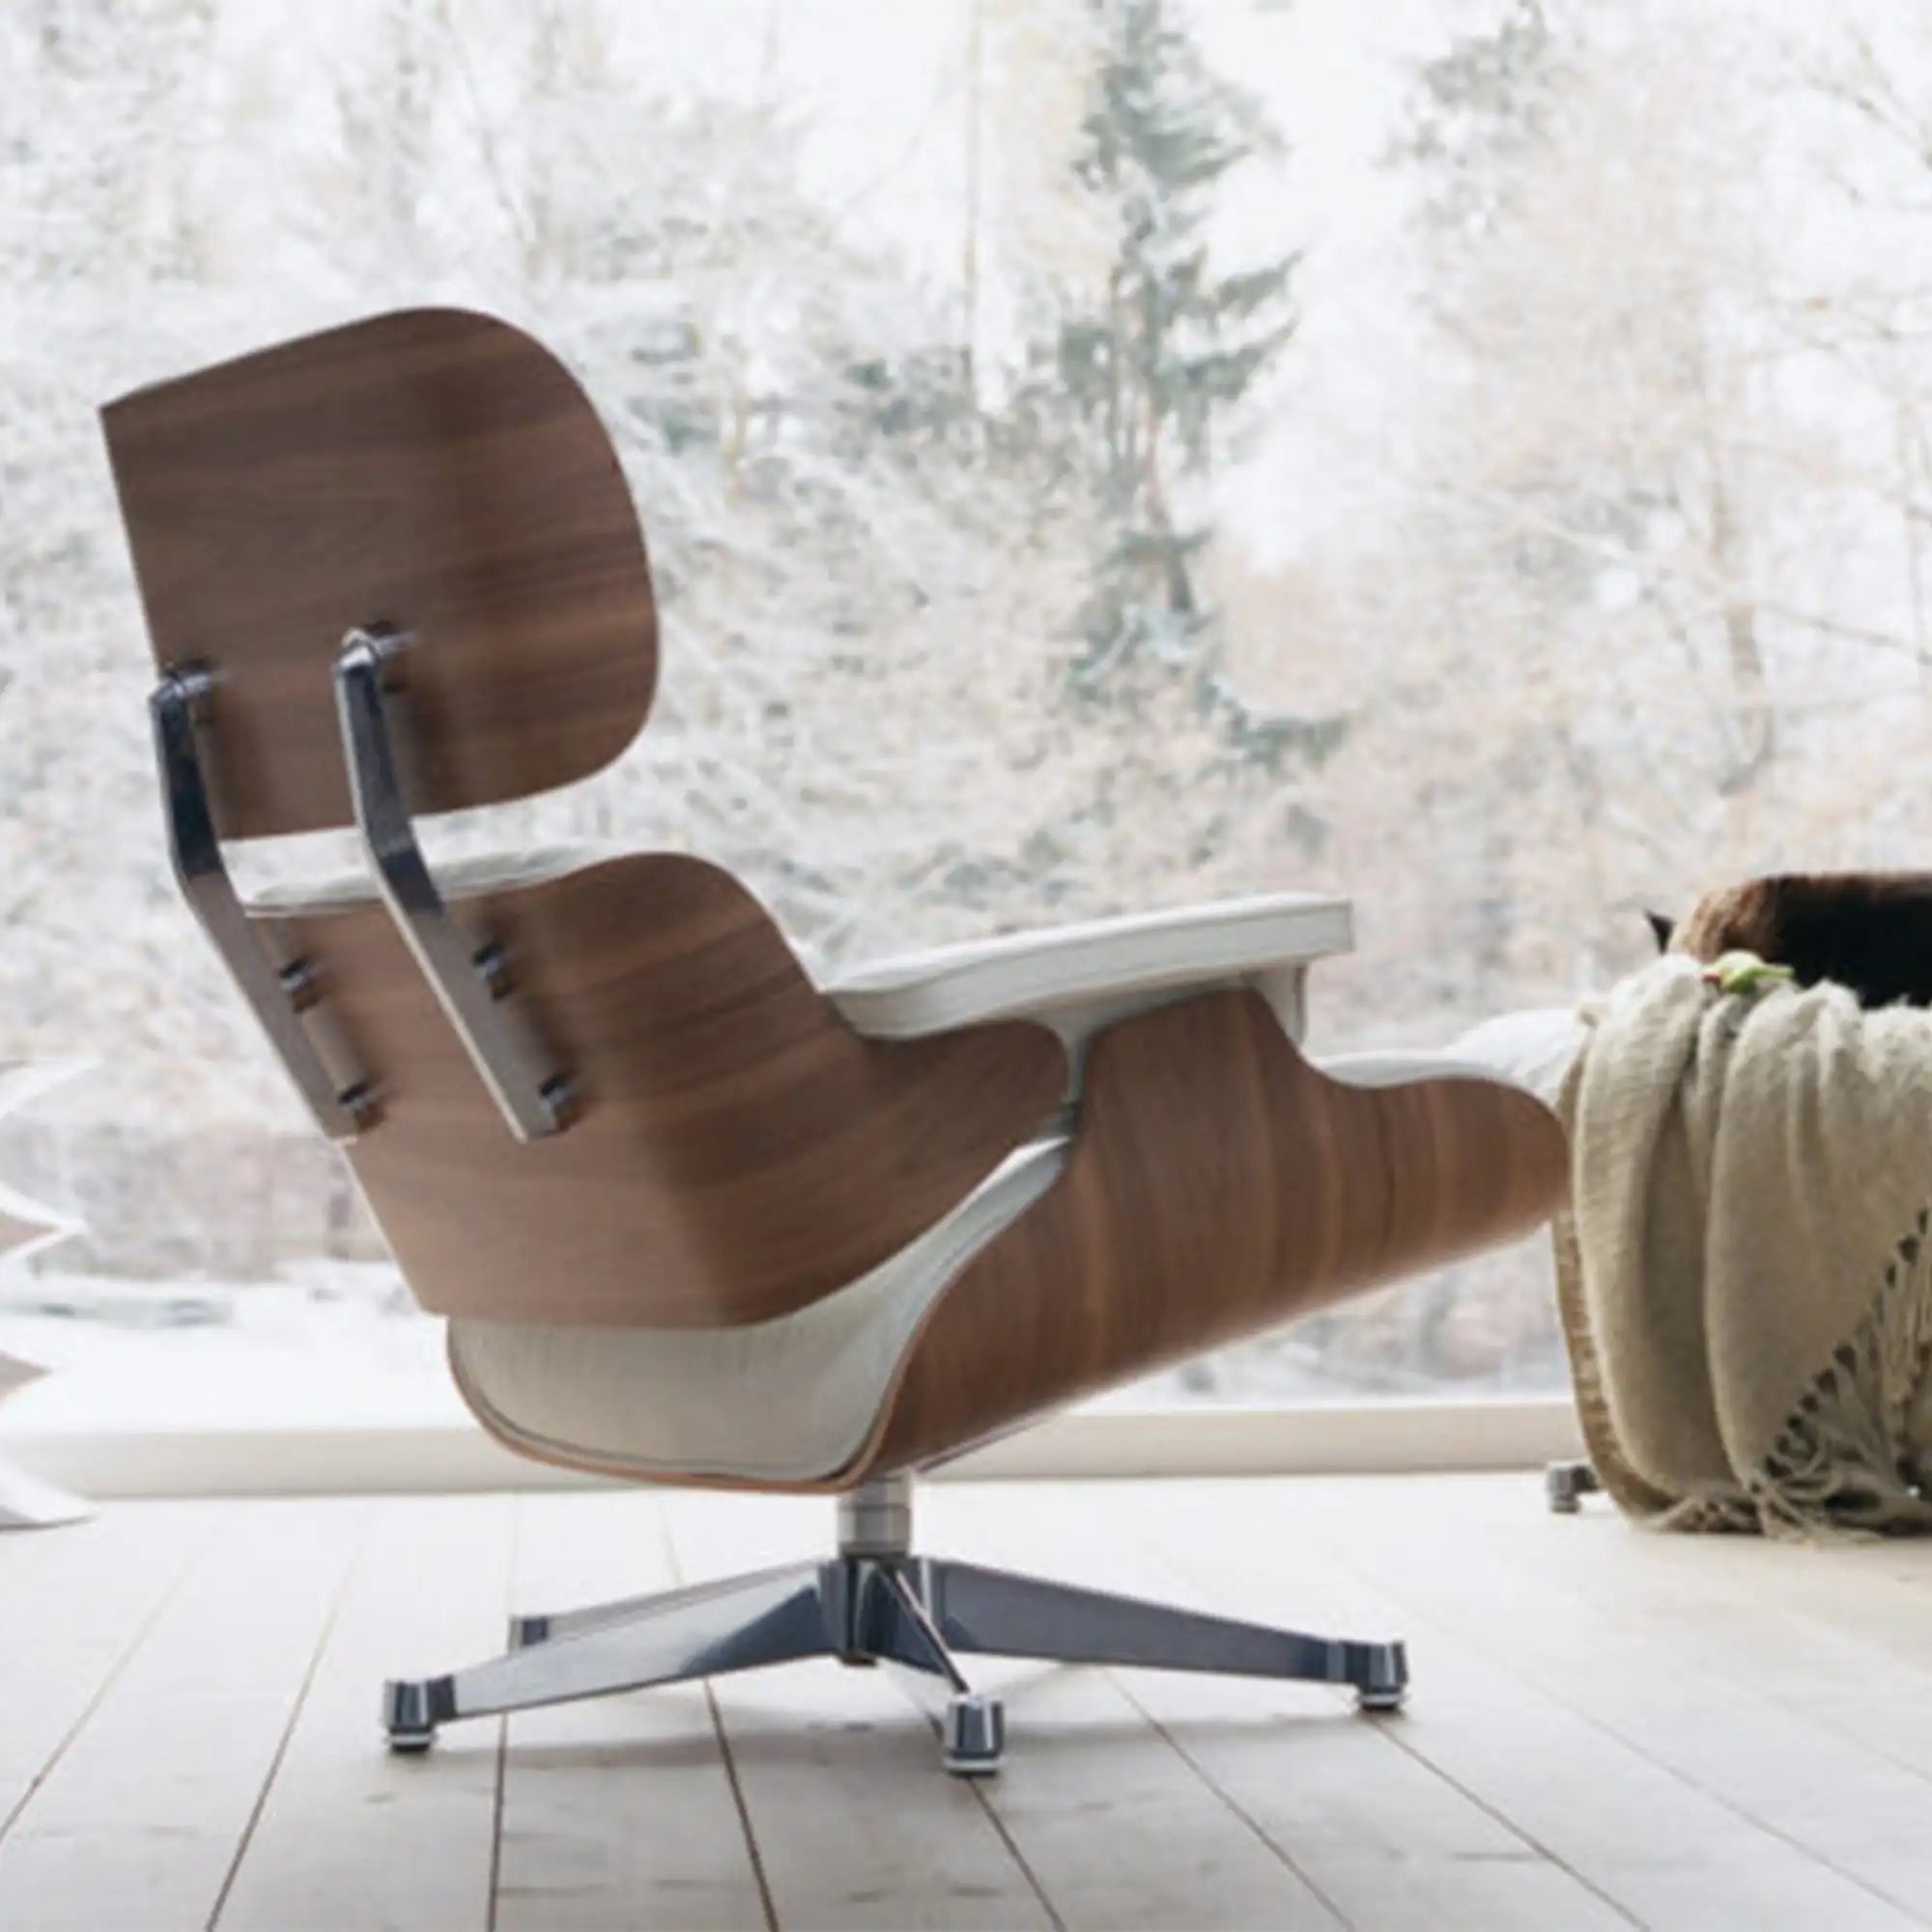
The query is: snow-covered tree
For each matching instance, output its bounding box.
[1049,3,1300,702]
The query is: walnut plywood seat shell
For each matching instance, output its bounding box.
[443,996,1566,1492]
[272,850,1067,1326]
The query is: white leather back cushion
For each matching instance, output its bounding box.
[448,1139,1067,1485]
[243,842,617,916]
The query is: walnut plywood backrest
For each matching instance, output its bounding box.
[101,308,657,838]
[104,311,1070,1328]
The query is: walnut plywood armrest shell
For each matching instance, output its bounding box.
[854,988,1568,1479]
[274,852,1067,1326]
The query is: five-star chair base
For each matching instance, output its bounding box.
[384,1476,1407,1776]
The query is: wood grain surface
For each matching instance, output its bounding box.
[102,307,657,838]
[274,851,1067,1326]
[857,988,1569,1477]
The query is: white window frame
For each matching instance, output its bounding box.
[2,1396,1583,1498]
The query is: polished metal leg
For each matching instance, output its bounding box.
[867,1565,1005,1775]
[384,1561,830,1750]
[507,1560,812,1650]
[921,1558,1407,1713]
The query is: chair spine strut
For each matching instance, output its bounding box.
[333,625,577,1143]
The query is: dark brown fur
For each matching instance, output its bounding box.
[1648,873,1932,1009]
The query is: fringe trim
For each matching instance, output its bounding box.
[1670,1205,1932,1541]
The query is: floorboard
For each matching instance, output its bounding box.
[1292,1475,1932,1920]
[0,1499,361,1932]
[493,1491,771,1932]
[663,1489,1054,1932]
[0,1501,217,1842]
[2,1474,1927,1932]
[1440,1479,1932,1781]
[943,1484,1634,1932]
[1160,1478,1923,1932]
[211,1493,514,1932]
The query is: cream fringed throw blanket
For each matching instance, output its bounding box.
[1554,957,1932,1536]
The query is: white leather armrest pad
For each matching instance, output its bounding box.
[1312,1009,1583,1107]
[828,894,1352,1040]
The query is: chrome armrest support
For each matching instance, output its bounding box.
[333,627,575,1142]
[150,667,378,1143]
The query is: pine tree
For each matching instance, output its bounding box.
[1397,0,1562,251]
[1052,0,1301,745]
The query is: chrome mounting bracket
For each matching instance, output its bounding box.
[333,625,575,1142]
[150,665,379,1142]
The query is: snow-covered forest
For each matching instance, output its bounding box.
[3,0,1931,1406]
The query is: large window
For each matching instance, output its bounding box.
[4,0,1929,1436]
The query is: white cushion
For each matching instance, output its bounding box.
[828,894,1352,1043]
[448,1139,1067,1485]
[1316,1048,1551,1094]
[243,842,615,917]
[1441,1008,1589,1108]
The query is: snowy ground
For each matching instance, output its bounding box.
[0,1265,467,1435]
[0,1262,1361,1440]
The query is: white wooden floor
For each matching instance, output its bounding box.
[3,1475,1930,1932]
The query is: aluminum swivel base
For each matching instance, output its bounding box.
[383,1476,1407,1776]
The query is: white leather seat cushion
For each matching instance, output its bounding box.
[1440,1007,1588,1107]
[448,1139,1067,1485]
[1315,1046,1553,1095]
[828,893,1352,1043]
